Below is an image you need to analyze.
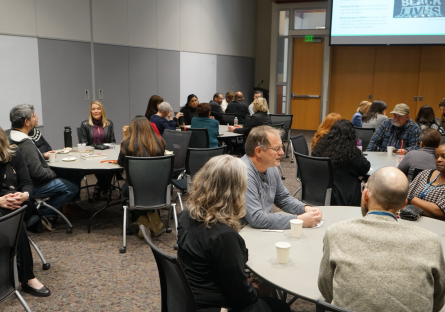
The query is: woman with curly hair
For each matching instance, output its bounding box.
[312,120,370,206]
[177,155,290,312]
[310,113,342,151]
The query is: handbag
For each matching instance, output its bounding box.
[400,205,423,221]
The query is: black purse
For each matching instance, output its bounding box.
[400,205,423,221]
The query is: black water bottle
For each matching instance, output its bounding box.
[64,126,72,148]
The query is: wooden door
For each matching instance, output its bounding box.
[291,38,324,130]
[417,46,445,117]
[330,46,376,120]
[373,46,422,115]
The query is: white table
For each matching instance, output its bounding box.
[365,151,404,174]
[178,125,244,138]
[239,206,445,308]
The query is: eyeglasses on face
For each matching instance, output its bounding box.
[263,145,284,152]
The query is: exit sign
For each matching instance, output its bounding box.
[305,35,313,42]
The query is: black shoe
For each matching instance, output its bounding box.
[21,283,51,297]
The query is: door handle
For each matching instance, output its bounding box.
[291,92,320,99]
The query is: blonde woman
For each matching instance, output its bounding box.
[177,155,290,312]
[228,98,271,136]
[351,100,371,127]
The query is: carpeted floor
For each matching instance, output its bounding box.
[3,130,316,312]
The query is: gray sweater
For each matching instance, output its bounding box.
[241,155,305,229]
[397,147,436,181]
[362,114,388,130]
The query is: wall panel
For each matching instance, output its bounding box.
[157,50,180,111]
[156,0,180,51]
[243,0,257,58]
[92,0,128,45]
[0,0,37,37]
[179,0,200,52]
[128,0,157,48]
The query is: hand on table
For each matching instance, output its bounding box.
[228,126,235,132]
[394,149,408,155]
[298,207,322,227]
[43,151,56,160]
[209,116,215,120]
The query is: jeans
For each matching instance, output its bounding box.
[34,178,78,216]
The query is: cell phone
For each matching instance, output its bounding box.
[363,153,368,156]
[218,133,224,136]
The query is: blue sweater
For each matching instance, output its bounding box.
[351,112,363,127]
[191,117,219,148]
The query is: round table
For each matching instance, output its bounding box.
[178,125,244,138]
[239,206,445,308]
[365,151,404,175]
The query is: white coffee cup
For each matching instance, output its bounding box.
[49,152,56,163]
[275,242,291,264]
[290,219,303,238]
[387,146,394,155]
[78,143,86,152]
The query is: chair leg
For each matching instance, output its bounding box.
[84,176,93,203]
[14,291,32,312]
[28,237,50,270]
[278,165,285,180]
[40,202,73,234]
[177,193,184,211]
[172,204,179,250]
[289,141,294,163]
[119,205,127,254]
[166,204,172,233]
[292,187,301,198]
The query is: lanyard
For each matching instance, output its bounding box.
[367,211,398,221]
[419,173,442,199]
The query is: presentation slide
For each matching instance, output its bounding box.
[331,0,445,44]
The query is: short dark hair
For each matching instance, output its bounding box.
[10,104,34,129]
[213,93,222,100]
[421,129,441,148]
[254,90,263,97]
[196,103,211,117]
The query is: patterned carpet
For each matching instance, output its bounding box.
[2,130,316,312]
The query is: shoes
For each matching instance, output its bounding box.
[62,204,88,219]
[21,283,51,297]
[147,211,164,236]
[41,215,57,231]
[137,216,151,239]
[93,186,102,201]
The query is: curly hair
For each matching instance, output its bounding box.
[310,113,342,150]
[311,119,357,168]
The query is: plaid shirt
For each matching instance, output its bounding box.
[366,118,421,152]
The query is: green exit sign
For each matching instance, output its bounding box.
[305,35,313,42]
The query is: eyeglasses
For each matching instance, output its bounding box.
[264,145,285,153]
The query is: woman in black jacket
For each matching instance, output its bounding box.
[179,94,199,125]
[312,120,370,206]
[228,98,271,136]
[79,100,116,199]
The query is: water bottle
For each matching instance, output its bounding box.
[357,139,362,152]
[234,117,238,126]
[64,126,72,148]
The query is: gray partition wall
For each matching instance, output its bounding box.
[157,50,181,111]
[39,39,92,148]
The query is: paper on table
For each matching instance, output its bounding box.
[312,221,323,228]
[261,230,284,233]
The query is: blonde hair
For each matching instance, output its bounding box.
[253,98,269,113]
[310,113,342,150]
[187,155,247,232]
[0,127,17,163]
[88,100,110,127]
[357,101,371,113]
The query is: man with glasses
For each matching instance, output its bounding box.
[367,103,421,155]
[241,125,322,229]
[248,91,263,116]
[209,93,224,122]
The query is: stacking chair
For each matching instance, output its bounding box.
[354,127,374,151]
[140,225,196,312]
[294,152,333,206]
[271,122,286,180]
[24,214,50,270]
[221,113,236,125]
[290,134,309,197]
[184,128,209,148]
[32,194,73,234]
[0,206,32,312]
[411,168,424,182]
[270,114,293,159]
[316,299,356,312]
[442,135,445,144]
[163,129,192,176]
[120,155,175,253]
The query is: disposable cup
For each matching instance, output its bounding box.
[275,242,291,264]
[78,143,86,152]
[387,146,394,155]
[49,152,56,163]
[290,219,303,238]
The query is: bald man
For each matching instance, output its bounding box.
[225,91,249,124]
[318,167,445,312]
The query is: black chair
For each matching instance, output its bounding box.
[411,168,424,181]
[441,135,445,144]
[32,194,73,234]
[354,127,374,151]
[221,113,236,125]
[76,127,82,144]
[290,134,309,197]
[270,114,293,159]
[294,152,333,206]
[0,206,32,312]
[163,129,192,176]
[140,225,196,312]
[120,155,175,253]
[184,128,209,148]
[316,299,356,312]
[24,214,50,270]
[271,122,286,180]
[244,115,251,125]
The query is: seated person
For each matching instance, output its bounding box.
[398,128,441,181]
[248,91,263,116]
[178,155,290,312]
[229,98,271,137]
[118,116,166,237]
[149,102,182,136]
[415,105,445,135]
[144,94,164,120]
[80,100,117,200]
[241,126,322,229]
[191,103,219,148]
[351,100,371,127]
[179,94,199,125]
[311,113,342,151]
[319,167,445,312]
[367,103,421,155]
[0,127,50,297]
[28,126,52,153]
[8,104,81,227]
[225,92,249,124]
[312,120,370,206]
[439,98,445,128]
[209,93,224,122]
[407,143,445,221]
[221,91,235,112]
[361,100,388,130]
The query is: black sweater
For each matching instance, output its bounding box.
[79,119,116,145]
[225,101,249,124]
[0,150,34,197]
[233,112,271,136]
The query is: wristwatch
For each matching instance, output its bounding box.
[24,192,29,200]
[407,194,414,205]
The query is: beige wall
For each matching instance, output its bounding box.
[255,0,272,89]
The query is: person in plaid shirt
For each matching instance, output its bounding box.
[366,103,421,155]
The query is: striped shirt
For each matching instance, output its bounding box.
[409,169,445,214]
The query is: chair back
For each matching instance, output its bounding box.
[140,226,196,312]
[290,134,309,180]
[270,114,293,142]
[186,147,226,177]
[221,113,236,125]
[244,115,251,125]
[0,206,26,300]
[163,130,192,173]
[412,168,424,181]
[271,122,285,130]
[76,127,82,144]
[125,156,174,209]
[354,127,374,151]
[294,152,333,206]
[441,135,445,144]
[316,299,356,312]
[185,128,209,148]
